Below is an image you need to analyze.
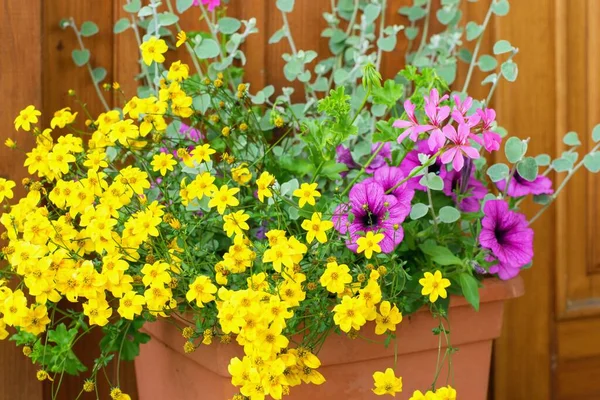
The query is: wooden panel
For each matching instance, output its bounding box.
[557,357,600,399]
[557,317,600,360]
[491,0,556,399]
[555,0,600,319]
[0,0,45,399]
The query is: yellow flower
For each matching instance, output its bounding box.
[332,295,367,333]
[186,276,217,307]
[83,297,113,326]
[419,270,451,303]
[409,390,439,400]
[191,144,216,164]
[5,138,17,149]
[141,261,172,287]
[151,153,177,176]
[208,185,240,214]
[231,164,252,185]
[435,385,457,400]
[356,231,384,259]
[293,182,320,208]
[372,368,402,396]
[0,178,16,203]
[140,36,168,66]
[50,107,77,129]
[189,172,217,199]
[167,61,189,82]
[374,301,402,335]
[14,105,41,131]
[117,291,145,320]
[301,212,333,244]
[319,261,352,294]
[256,171,275,202]
[223,210,250,237]
[176,31,187,47]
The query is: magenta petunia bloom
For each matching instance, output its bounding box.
[440,123,480,171]
[496,172,554,197]
[442,169,488,213]
[393,100,433,144]
[399,140,445,191]
[479,200,534,279]
[365,142,392,173]
[332,181,409,254]
[179,123,204,142]
[363,165,415,216]
[193,0,221,11]
[336,145,359,177]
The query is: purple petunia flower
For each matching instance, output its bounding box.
[479,200,534,280]
[179,123,204,142]
[336,145,359,177]
[399,140,445,191]
[442,169,488,213]
[365,142,392,174]
[363,165,415,216]
[495,173,554,197]
[332,181,409,254]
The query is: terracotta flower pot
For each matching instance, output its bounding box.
[135,277,524,400]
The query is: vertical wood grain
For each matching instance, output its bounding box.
[0,0,44,399]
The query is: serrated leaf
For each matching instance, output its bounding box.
[516,157,538,181]
[563,131,581,146]
[176,0,194,13]
[276,0,295,13]
[123,0,141,13]
[504,137,527,163]
[501,60,518,82]
[487,163,509,182]
[71,49,90,66]
[493,39,512,54]
[114,18,131,34]
[459,273,480,311]
[466,21,483,41]
[92,67,107,83]
[439,206,460,223]
[80,21,99,37]
[194,39,220,59]
[410,203,429,220]
[584,153,600,173]
[478,55,498,72]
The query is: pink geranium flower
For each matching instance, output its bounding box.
[475,108,501,152]
[440,123,480,171]
[423,89,451,151]
[393,100,433,144]
[193,0,221,11]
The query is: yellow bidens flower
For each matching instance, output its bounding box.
[208,185,240,214]
[186,276,217,307]
[151,153,177,176]
[419,270,451,303]
[372,368,402,396]
[190,144,216,164]
[293,182,320,208]
[231,164,252,185]
[140,36,168,66]
[0,178,16,203]
[83,380,95,392]
[14,105,41,131]
[117,291,146,320]
[51,107,78,129]
[223,210,250,237]
[176,30,187,47]
[301,212,333,244]
[5,138,17,149]
[320,261,352,294]
[374,301,402,335]
[167,61,190,82]
[332,295,367,333]
[356,231,384,259]
[256,171,275,202]
[435,385,457,400]
[409,390,440,400]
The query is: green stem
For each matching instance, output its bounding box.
[165,0,204,78]
[461,0,495,93]
[350,87,371,125]
[340,142,386,197]
[413,0,431,63]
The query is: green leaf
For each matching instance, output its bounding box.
[410,203,429,220]
[552,157,573,172]
[71,49,90,66]
[373,120,397,143]
[280,179,299,197]
[459,273,480,311]
[492,0,510,16]
[321,160,348,180]
[533,194,552,205]
[123,0,141,13]
[439,206,460,223]
[487,163,509,182]
[466,22,483,41]
[458,48,473,62]
[114,18,131,34]
[478,55,498,72]
[501,60,518,82]
[584,153,600,173]
[377,35,397,52]
[481,73,497,85]
[218,17,241,34]
[333,68,349,85]
[371,79,403,108]
[535,154,551,166]
[419,173,444,191]
[419,242,463,266]
[516,157,538,181]
[436,7,456,25]
[592,124,600,142]
[405,27,419,40]
[92,67,107,83]
[276,0,295,13]
[176,0,194,13]
[493,39,513,54]
[269,28,286,44]
[563,131,581,146]
[80,21,99,37]
[159,12,179,26]
[504,137,527,163]
[194,39,220,59]
[364,4,381,23]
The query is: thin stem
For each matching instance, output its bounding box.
[427,185,439,231]
[350,87,371,125]
[413,0,432,63]
[126,0,154,89]
[165,0,204,78]
[484,49,519,105]
[375,0,388,71]
[281,11,298,55]
[461,0,495,93]
[344,0,360,37]
[69,19,109,112]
